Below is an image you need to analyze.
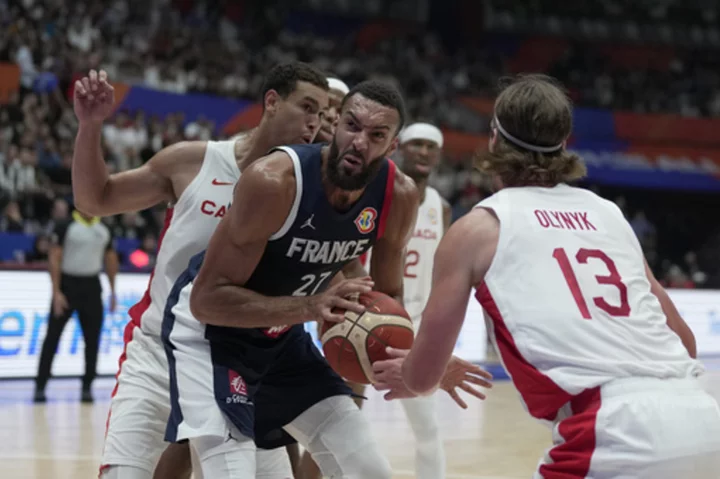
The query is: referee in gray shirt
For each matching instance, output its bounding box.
[34,209,118,403]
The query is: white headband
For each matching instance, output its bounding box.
[493,116,563,153]
[399,122,444,148]
[327,77,349,95]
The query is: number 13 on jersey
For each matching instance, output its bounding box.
[553,247,631,320]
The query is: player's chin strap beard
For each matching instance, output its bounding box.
[493,116,564,153]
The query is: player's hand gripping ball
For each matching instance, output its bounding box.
[320,291,414,384]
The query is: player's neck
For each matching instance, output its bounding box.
[409,175,428,203]
[234,127,275,171]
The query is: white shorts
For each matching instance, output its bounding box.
[101,326,171,473]
[535,377,720,479]
[100,325,293,476]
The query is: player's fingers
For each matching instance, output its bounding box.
[81,77,93,99]
[384,347,409,359]
[88,69,98,90]
[332,297,365,314]
[336,279,374,296]
[373,382,391,391]
[459,383,486,401]
[321,311,346,323]
[75,80,87,97]
[448,388,468,409]
[463,364,493,380]
[98,69,108,83]
[464,374,493,389]
[383,391,396,401]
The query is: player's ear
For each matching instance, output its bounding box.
[386,137,400,158]
[264,90,280,114]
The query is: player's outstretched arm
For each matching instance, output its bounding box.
[369,171,419,302]
[402,208,498,395]
[645,260,697,358]
[72,70,203,216]
[189,152,372,328]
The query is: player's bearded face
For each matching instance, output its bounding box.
[327,137,386,191]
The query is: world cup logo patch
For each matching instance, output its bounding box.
[354,207,378,234]
[428,207,438,225]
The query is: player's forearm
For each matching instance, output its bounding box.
[655,285,697,358]
[72,123,109,216]
[402,331,449,395]
[105,252,119,294]
[189,283,315,328]
[48,250,62,294]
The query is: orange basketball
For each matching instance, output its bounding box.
[320,291,414,384]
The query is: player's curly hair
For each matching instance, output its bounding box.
[341,80,406,134]
[474,74,587,187]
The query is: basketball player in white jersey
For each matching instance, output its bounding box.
[71,63,330,479]
[375,74,720,478]
[394,122,452,479]
[315,77,349,144]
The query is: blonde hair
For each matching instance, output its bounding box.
[475,74,587,187]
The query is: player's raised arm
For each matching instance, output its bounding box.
[72,69,202,216]
[190,151,373,328]
[402,208,498,395]
[369,171,419,302]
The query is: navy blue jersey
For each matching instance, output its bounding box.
[188,143,396,350]
[244,144,394,299]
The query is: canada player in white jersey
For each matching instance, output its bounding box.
[71,63,330,479]
[376,74,720,478]
[395,123,452,479]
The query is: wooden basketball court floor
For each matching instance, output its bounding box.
[2,360,720,479]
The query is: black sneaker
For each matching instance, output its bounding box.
[33,389,47,403]
[81,389,93,403]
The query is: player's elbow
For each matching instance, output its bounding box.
[74,197,104,217]
[189,278,214,324]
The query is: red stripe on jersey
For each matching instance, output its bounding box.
[476,282,573,421]
[100,207,175,476]
[359,251,369,268]
[376,159,396,240]
[538,388,601,478]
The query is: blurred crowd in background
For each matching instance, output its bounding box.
[1,0,720,289]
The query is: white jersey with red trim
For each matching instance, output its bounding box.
[403,186,444,322]
[474,184,703,422]
[128,140,240,337]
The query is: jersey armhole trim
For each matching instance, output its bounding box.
[172,141,213,211]
[269,146,303,241]
[473,202,507,293]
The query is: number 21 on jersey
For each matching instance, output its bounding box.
[553,247,631,319]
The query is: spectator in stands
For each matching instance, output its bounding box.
[1,200,25,233]
[25,233,51,264]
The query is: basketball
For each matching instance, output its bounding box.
[320,290,415,384]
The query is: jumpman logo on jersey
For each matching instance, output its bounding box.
[301,214,316,230]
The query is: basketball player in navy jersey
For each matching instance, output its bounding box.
[162,80,485,478]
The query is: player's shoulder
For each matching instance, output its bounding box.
[391,166,420,208]
[241,149,297,192]
[148,141,209,175]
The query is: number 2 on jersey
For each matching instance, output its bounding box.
[293,271,333,296]
[552,247,630,319]
[404,250,420,278]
